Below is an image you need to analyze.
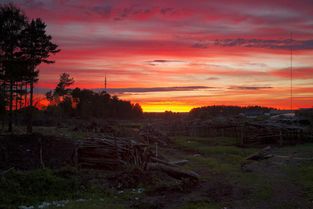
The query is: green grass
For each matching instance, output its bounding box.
[0,168,119,209]
[174,136,256,157]
[176,137,313,207]
[174,136,256,176]
[287,163,313,200]
[276,143,313,158]
[173,136,278,205]
[279,144,313,200]
[0,169,77,208]
[1,134,312,209]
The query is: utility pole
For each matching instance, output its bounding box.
[290,32,293,112]
[104,74,107,92]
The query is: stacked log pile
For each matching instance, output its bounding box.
[77,136,151,170]
[77,136,199,181]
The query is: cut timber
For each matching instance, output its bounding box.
[241,146,273,172]
[148,163,200,181]
[245,146,273,161]
[170,160,189,166]
[275,155,313,161]
[77,137,152,170]
[151,157,177,167]
[0,167,14,176]
[151,157,189,167]
[77,136,198,180]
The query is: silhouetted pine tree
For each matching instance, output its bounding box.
[20,18,60,133]
[0,4,27,132]
[0,4,60,133]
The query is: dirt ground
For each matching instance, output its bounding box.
[1,132,312,209]
[135,137,313,209]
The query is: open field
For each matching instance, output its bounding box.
[1,129,312,209]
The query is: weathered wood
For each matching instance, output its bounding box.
[148,163,200,181]
[77,136,197,181]
[170,160,189,166]
[0,167,14,176]
[77,137,152,170]
[245,146,273,161]
[275,155,313,161]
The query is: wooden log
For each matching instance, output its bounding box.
[0,167,14,176]
[148,163,200,181]
[170,160,189,166]
[245,146,273,161]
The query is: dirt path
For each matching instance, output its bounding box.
[137,145,313,209]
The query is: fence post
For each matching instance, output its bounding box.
[279,130,283,146]
[155,142,158,158]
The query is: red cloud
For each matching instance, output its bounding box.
[9,0,313,110]
[270,67,313,79]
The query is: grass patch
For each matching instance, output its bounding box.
[0,168,112,209]
[276,143,313,158]
[255,182,273,201]
[174,136,256,157]
[287,163,313,200]
[174,136,256,177]
[173,136,277,204]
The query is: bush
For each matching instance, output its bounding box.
[0,168,81,209]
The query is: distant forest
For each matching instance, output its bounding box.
[189,105,276,119]
[45,73,143,119]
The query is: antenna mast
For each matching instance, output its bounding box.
[104,74,107,92]
[290,33,293,111]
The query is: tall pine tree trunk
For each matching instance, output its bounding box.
[8,80,13,132]
[19,82,22,109]
[27,80,33,133]
[14,83,18,125]
[25,82,28,107]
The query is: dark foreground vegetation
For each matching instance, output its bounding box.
[1,3,313,209]
[1,132,313,209]
[1,105,312,209]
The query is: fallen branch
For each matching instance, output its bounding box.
[0,167,14,176]
[170,160,189,166]
[274,155,313,161]
[245,146,273,161]
[148,163,200,181]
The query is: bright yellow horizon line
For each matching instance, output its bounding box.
[141,104,306,113]
[143,110,189,113]
[141,104,195,113]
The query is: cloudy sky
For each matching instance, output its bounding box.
[7,0,313,111]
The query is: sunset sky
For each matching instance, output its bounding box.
[8,0,313,112]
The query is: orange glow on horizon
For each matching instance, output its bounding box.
[36,94,312,113]
[141,104,195,112]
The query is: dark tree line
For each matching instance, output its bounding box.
[190,105,275,119]
[0,4,59,132]
[46,73,143,119]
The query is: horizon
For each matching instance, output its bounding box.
[8,0,313,112]
[34,87,311,112]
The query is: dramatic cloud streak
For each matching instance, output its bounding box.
[215,39,313,50]
[228,86,273,90]
[6,0,313,111]
[104,86,213,94]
